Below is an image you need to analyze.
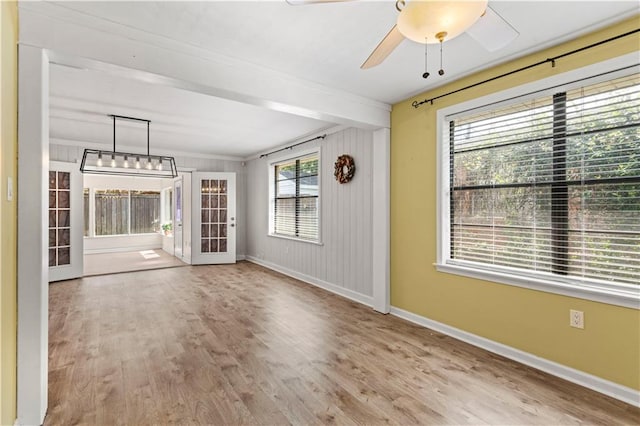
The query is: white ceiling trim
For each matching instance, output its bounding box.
[19,5,391,129]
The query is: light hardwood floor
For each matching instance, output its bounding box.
[47,262,639,425]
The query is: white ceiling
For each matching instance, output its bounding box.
[21,1,639,159]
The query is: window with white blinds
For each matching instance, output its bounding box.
[448,72,639,291]
[271,152,319,241]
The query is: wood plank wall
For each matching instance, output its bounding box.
[246,128,374,300]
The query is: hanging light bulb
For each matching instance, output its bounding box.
[135,156,141,169]
[157,158,163,171]
[96,152,103,167]
[123,155,129,168]
[110,153,116,168]
[146,157,153,170]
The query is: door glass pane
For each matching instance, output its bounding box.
[49,249,56,267]
[57,172,70,189]
[49,171,72,266]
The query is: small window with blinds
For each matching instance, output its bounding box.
[271,152,320,241]
[448,72,639,291]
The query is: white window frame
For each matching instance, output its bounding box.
[436,53,640,309]
[268,147,322,244]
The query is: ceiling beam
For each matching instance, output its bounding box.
[19,4,391,130]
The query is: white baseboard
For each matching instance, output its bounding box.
[390,306,640,407]
[246,256,373,307]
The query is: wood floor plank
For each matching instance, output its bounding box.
[45,261,640,425]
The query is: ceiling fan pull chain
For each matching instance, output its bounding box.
[437,31,447,76]
[423,37,430,79]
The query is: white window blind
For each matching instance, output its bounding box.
[449,73,640,287]
[273,153,319,241]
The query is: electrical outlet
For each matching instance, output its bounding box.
[570,309,584,329]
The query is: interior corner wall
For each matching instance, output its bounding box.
[390,16,640,391]
[245,127,374,304]
[49,143,247,258]
[0,2,18,424]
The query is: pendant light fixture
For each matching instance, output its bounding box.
[80,115,178,178]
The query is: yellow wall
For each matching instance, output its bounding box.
[391,16,640,390]
[0,1,18,424]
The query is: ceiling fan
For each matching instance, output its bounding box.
[287,0,519,77]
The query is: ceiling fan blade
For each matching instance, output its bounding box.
[466,6,519,52]
[361,25,405,69]
[286,0,355,5]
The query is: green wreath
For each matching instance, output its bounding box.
[334,154,356,184]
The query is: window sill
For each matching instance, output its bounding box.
[435,262,640,310]
[84,233,161,239]
[268,233,323,246]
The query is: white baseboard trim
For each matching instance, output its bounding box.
[389,306,640,407]
[246,256,373,308]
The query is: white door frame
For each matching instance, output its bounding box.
[173,175,184,260]
[17,45,49,426]
[372,128,391,314]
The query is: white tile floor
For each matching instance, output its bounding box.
[83,249,187,276]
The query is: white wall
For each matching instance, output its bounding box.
[49,143,247,258]
[84,234,163,254]
[246,128,374,304]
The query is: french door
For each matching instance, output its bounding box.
[191,172,236,264]
[48,161,83,281]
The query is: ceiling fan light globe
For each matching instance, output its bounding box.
[397,0,488,44]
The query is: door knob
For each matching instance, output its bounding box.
[230,224,235,227]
